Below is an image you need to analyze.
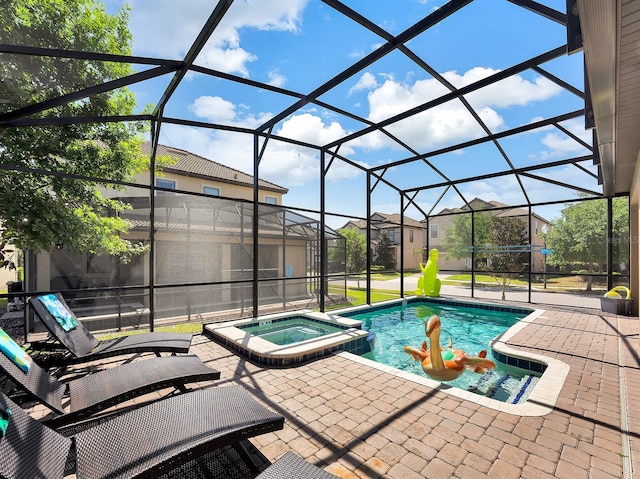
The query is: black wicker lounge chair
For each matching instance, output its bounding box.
[255,451,340,479]
[0,348,220,430]
[29,293,193,366]
[0,385,285,479]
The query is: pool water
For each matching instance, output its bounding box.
[347,301,540,403]
[240,317,346,346]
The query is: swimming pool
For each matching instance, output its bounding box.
[334,297,569,415]
[204,297,569,415]
[343,299,540,403]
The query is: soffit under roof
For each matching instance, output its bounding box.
[578,0,640,196]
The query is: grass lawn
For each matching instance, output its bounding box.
[327,286,399,308]
[351,271,418,281]
[443,273,606,291]
[0,289,6,309]
[97,322,203,340]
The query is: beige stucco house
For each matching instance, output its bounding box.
[341,212,424,271]
[28,143,332,322]
[425,198,552,273]
[139,142,287,204]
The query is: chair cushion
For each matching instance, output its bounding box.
[37,294,78,331]
[0,407,11,439]
[0,329,32,373]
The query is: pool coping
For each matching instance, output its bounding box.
[204,310,369,364]
[332,297,570,416]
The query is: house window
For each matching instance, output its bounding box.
[265,196,278,205]
[409,230,414,243]
[156,179,175,190]
[430,224,438,239]
[203,186,220,196]
[386,229,395,243]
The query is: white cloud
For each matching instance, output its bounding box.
[540,118,592,153]
[458,179,526,206]
[267,70,287,88]
[166,104,368,186]
[195,47,257,77]
[444,67,562,108]
[348,72,378,96]
[161,59,566,193]
[127,0,308,76]
[275,113,353,151]
[525,118,594,161]
[355,68,563,151]
[189,95,272,127]
[189,96,236,123]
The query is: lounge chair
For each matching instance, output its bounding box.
[255,451,340,479]
[0,385,285,479]
[29,293,193,366]
[0,343,220,430]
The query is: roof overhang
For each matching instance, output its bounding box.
[579,0,640,196]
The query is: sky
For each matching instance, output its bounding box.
[102,0,593,227]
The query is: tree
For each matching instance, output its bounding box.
[546,198,629,290]
[337,228,366,287]
[374,231,396,270]
[441,211,491,266]
[0,0,150,260]
[483,216,528,300]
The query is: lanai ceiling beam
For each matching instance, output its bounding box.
[0,43,182,67]
[326,46,567,151]
[0,114,153,128]
[519,172,602,197]
[189,64,421,159]
[573,162,599,179]
[153,0,234,117]
[554,122,593,151]
[0,66,176,124]
[531,66,584,99]
[506,0,567,25]
[258,0,472,133]
[404,155,593,194]
[371,109,584,172]
[257,125,274,166]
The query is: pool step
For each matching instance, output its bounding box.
[467,371,505,397]
[506,375,539,404]
[467,373,539,404]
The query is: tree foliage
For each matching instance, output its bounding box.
[374,231,396,270]
[483,216,528,300]
[441,211,491,263]
[545,197,629,290]
[0,0,150,259]
[337,228,366,276]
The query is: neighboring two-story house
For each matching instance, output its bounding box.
[139,142,287,204]
[341,212,424,270]
[424,198,551,273]
[28,142,337,321]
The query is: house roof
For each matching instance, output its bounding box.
[432,197,550,223]
[341,212,423,230]
[141,142,288,194]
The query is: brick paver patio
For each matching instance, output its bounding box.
[30,301,640,478]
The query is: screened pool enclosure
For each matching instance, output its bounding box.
[0,0,635,337]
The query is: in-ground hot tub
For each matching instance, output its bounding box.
[204,310,370,366]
